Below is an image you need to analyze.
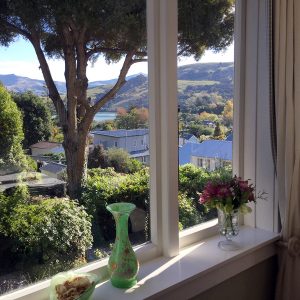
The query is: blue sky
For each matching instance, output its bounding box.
[0,39,234,82]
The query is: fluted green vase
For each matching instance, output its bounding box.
[106,202,139,289]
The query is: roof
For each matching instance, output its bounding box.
[226,133,233,141]
[0,172,65,193]
[40,162,66,174]
[179,140,232,165]
[30,141,62,149]
[92,129,149,138]
[181,133,199,142]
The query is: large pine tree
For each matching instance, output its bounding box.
[0,0,234,198]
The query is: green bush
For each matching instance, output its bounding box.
[178,192,201,230]
[0,85,28,173]
[179,164,232,221]
[0,187,93,269]
[81,167,149,242]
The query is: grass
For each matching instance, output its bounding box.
[178,80,219,92]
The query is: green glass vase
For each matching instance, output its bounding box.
[106,202,139,289]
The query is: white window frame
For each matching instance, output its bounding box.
[1,0,278,299]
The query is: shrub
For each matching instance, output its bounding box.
[179,164,232,221]
[0,85,28,174]
[0,187,93,270]
[81,168,149,242]
[178,192,201,230]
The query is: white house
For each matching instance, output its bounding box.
[30,141,64,156]
[92,129,150,164]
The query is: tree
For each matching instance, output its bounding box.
[0,84,28,173]
[213,122,225,140]
[0,0,234,198]
[222,99,233,127]
[198,111,219,122]
[88,145,108,169]
[13,91,52,148]
[115,107,149,129]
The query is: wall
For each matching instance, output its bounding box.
[190,256,277,300]
[93,134,149,153]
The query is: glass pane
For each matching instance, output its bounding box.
[177,0,235,231]
[0,0,149,295]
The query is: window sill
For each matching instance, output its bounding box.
[2,226,279,300]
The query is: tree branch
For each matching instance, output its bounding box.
[132,58,147,64]
[30,33,67,125]
[86,46,146,59]
[2,20,31,40]
[80,50,135,130]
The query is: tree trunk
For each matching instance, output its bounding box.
[63,132,88,199]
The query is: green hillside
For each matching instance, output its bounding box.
[87,62,234,111]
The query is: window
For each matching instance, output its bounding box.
[0,0,277,298]
[197,158,203,167]
[207,159,211,170]
[177,0,234,232]
[0,0,151,295]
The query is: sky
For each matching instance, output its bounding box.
[0,38,234,82]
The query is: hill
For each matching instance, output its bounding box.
[0,62,233,111]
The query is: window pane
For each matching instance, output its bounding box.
[177,0,235,231]
[0,0,149,295]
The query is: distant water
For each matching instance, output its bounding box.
[94,112,117,122]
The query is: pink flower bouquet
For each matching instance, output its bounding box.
[198,176,257,214]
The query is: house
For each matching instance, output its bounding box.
[178,133,199,146]
[92,129,149,164]
[30,141,64,156]
[40,162,67,180]
[179,140,232,171]
[201,120,215,128]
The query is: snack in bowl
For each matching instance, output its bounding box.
[55,276,93,300]
[50,272,100,300]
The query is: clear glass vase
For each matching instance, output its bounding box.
[217,208,240,251]
[106,202,139,289]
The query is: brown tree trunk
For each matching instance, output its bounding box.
[63,131,88,199]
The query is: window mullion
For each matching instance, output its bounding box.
[147,0,179,257]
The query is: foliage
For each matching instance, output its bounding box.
[93,120,116,131]
[12,91,52,148]
[88,145,108,169]
[198,111,219,122]
[178,192,201,230]
[106,147,143,173]
[115,107,149,129]
[50,126,64,143]
[178,164,232,220]
[199,176,257,214]
[0,0,234,198]
[0,186,93,271]
[222,99,233,127]
[81,167,149,242]
[213,122,225,140]
[188,123,214,138]
[0,84,28,174]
